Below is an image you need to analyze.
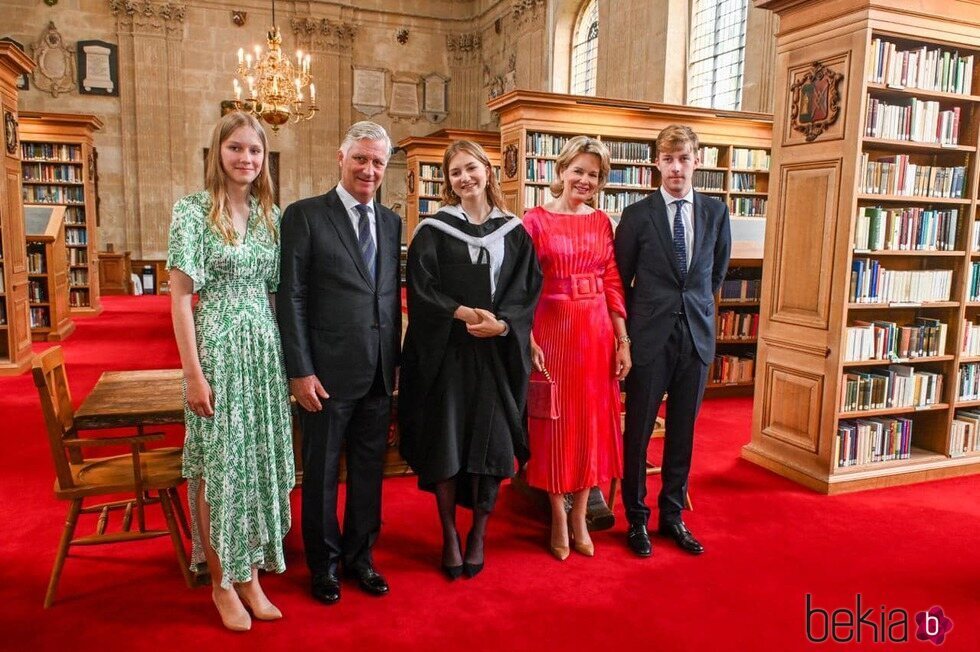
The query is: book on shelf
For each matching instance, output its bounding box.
[21,162,83,183]
[852,206,959,251]
[970,262,980,301]
[68,288,89,308]
[608,166,654,186]
[20,142,81,161]
[717,310,759,339]
[419,163,443,179]
[865,96,961,145]
[698,146,720,167]
[961,318,980,356]
[525,133,571,157]
[418,198,441,215]
[0,301,6,325]
[526,158,557,182]
[868,37,975,95]
[694,170,724,191]
[860,154,967,198]
[849,258,952,303]
[974,221,980,252]
[29,307,49,328]
[731,148,770,170]
[710,354,755,384]
[835,417,912,468]
[22,184,84,204]
[599,189,650,214]
[950,410,980,456]
[730,172,758,192]
[845,318,948,362]
[956,362,980,401]
[840,365,943,412]
[720,278,761,301]
[730,196,767,217]
[601,140,652,163]
[68,248,88,265]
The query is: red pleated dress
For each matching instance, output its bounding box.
[522,206,627,493]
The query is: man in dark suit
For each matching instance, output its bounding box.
[614,124,731,557]
[278,121,402,603]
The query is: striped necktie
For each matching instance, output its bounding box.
[672,199,687,280]
[355,203,376,279]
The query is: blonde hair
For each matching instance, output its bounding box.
[656,124,700,157]
[204,111,277,245]
[440,140,507,210]
[549,135,611,199]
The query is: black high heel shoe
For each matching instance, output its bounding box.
[441,532,463,581]
[463,530,484,578]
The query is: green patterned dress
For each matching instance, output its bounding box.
[166,191,294,587]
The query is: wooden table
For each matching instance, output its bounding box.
[73,369,411,482]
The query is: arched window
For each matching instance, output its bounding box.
[688,0,748,110]
[570,0,598,96]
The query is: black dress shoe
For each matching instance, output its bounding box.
[658,521,704,555]
[347,565,390,596]
[311,572,341,604]
[462,560,484,578]
[626,522,652,557]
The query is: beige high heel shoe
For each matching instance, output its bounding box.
[550,519,570,561]
[235,586,283,621]
[212,588,251,632]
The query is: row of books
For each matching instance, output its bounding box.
[709,354,754,385]
[860,154,967,198]
[65,229,88,245]
[603,140,652,163]
[719,278,761,301]
[961,320,980,356]
[419,164,443,180]
[0,301,6,325]
[835,418,912,468]
[526,159,558,182]
[950,410,980,456]
[418,198,441,215]
[698,146,720,167]
[956,362,980,401]
[840,366,943,412]
[864,97,961,145]
[21,163,84,183]
[852,206,959,252]
[28,280,47,303]
[64,206,85,225]
[523,186,549,209]
[68,247,88,265]
[29,306,49,328]
[69,269,88,287]
[849,259,952,303]
[419,181,442,197]
[608,166,655,186]
[717,310,759,339]
[731,148,770,170]
[20,143,81,162]
[525,133,572,158]
[68,288,89,307]
[730,172,759,192]
[0,272,4,293]
[843,318,948,362]
[22,185,85,204]
[600,190,651,214]
[27,251,46,275]
[969,263,980,301]
[868,38,975,95]
[730,197,767,217]
[693,170,724,191]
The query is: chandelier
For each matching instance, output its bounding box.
[231,0,317,132]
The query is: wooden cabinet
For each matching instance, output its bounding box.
[398,129,502,242]
[19,112,103,316]
[24,204,73,341]
[0,43,34,375]
[744,0,980,492]
[98,250,132,295]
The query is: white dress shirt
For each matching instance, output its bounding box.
[660,185,694,271]
[336,182,377,249]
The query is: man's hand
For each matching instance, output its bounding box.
[467,308,506,338]
[454,305,481,325]
[290,375,330,412]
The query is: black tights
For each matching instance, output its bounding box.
[434,475,494,566]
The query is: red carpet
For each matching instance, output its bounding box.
[1,296,977,651]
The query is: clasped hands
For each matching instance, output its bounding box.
[454,305,506,338]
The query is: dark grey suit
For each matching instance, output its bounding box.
[278,188,401,574]
[614,189,730,526]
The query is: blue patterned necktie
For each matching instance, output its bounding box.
[672,199,687,280]
[355,203,376,279]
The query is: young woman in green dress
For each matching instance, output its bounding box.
[167,112,293,632]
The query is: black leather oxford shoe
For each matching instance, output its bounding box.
[311,572,341,604]
[348,565,390,596]
[626,522,652,557]
[659,521,705,555]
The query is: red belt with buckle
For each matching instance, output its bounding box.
[542,273,604,300]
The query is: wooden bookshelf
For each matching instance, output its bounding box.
[709,255,763,395]
[398,129,501,241]
[24,204,73,341]
[0,43,34,375]
[744,0,980,492]
[19,112,103,316]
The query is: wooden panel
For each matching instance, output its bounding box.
[760,363,824,453]
[770,161,841,328]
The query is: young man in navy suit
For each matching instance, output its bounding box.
[279,122,402,603]
[614,125,731,557]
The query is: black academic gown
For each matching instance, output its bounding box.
[399,210,542,510]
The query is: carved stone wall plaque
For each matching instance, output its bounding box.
[389,78,420,120]
[30,22,76,98]
[77,40,119,96]
[422,72,448,123]
[353,67,387,117]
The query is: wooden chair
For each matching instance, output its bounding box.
[32,347,194,607]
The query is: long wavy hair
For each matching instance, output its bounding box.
[440,140,507,211]
[204,111,277,244]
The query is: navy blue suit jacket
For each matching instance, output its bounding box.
[614,189,731,366]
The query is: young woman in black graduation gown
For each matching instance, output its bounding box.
[399,140,542,579]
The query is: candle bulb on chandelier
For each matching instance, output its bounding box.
[238,48,244,65]
[304,54,311,74]
[233,79,242,100]
[254,45,261,60]
[310,83,316,103]
[245,53,252,67]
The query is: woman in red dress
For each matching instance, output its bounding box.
[523,136,631,559]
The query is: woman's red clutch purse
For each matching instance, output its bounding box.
[528,366,559,420]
